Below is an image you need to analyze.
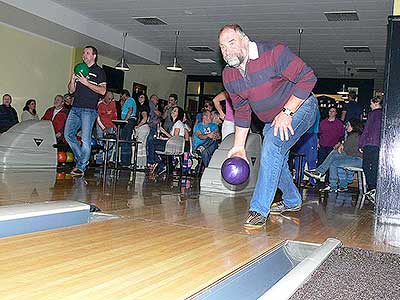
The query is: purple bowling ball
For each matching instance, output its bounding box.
[221,157,250,185]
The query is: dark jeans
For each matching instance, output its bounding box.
[362,145,379,189]
[147,138,167,167]
[293,133,318,185]
[196,138,218,167]
[120,118,136,166]
[146,127,157,161]
[318,146,334,167]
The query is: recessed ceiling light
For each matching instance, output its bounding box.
[184,10,193,15]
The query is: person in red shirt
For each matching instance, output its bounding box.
[318,107,345,165]
[42,94,68,143]
[96,91,117,138]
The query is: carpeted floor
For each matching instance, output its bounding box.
[290,247,400,300]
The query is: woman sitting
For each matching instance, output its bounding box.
[305,118,363,192]
[147,106,185,175]
[21,99,39,121]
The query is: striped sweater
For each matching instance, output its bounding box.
[222,40,317,128]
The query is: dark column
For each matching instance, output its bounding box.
[376,16,400,223]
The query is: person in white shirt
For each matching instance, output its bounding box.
[147,106,185,175]
[21,99,39,121]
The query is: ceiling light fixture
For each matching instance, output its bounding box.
[298,28,304,57]
[167,31,183,72]
[115,32,130,71]
[337,60,349,97]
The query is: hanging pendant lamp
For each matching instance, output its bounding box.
[337,60,349,96]
[116,32,130,71]
[297,28,304,57]
[167,31,183,72]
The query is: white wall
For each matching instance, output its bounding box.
[0,22,72,117]
[0,22,187,118]
[99,56,187,107]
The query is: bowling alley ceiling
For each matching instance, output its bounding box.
[0,0,393,88]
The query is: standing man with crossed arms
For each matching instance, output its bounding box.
[219,24,318,229]
[66,46,106,176]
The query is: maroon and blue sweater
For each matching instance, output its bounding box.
[222,41,317,128]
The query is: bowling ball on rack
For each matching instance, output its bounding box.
[221,157,250,185]
[65,152,74,163]
[57,151,67,163]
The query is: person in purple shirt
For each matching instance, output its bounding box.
[359,96,382,196]
[318,107,345,166]
[219,24,318,229]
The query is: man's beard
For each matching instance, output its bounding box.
[224,55,244,68]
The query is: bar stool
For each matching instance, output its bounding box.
[100,120,141,172]
[343,166,368,207]
[112,120,128,169]
[290,152,305,187]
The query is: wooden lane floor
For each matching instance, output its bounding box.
[0,218,282,300]
[0,168,400,299]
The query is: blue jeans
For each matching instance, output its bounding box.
[316,150,362,189]
[330,156,362,189]
[64,107,98,171]
[250,95,318,217]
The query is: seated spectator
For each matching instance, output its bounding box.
[359,96,383,199]
[21,99,39,121]
[95,91,117,164]
[42,94,68,143]
[211,111,223,127]
[195,100,214,125]
[213,91,235,140]
[147,106,185,175]
[63,93,73,111]
[0,93,18,133]
[135,93,150,130]
[162,93,178,132]
[193,109,220,168]
[318,107,344,165]
[96,91,117,138]
[305,118,363,192]
[120,89,137,167]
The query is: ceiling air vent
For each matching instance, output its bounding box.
[344,46,370,53]
[188,46,215,52]
[194,58,216,64]
[132,17,168,25]
[356,68,377,73]
[324,11,359,21]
